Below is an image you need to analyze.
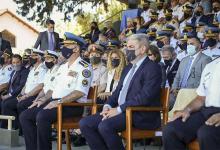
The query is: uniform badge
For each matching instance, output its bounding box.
[50,76,55,81]
[34,72,39,76]
[82,69,91,78]
[82,79,88,87]
[68,71,78,77]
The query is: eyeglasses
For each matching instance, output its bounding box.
[147,54,153,56]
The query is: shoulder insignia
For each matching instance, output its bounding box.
[82,69,91,78]
[79,60,89,68]
[82,79,88,87]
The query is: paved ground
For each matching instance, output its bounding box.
[0,137,162,150]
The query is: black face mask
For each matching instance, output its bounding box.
[30,57,38,65]
[184,13,191,19]
[91,26,96,30]
[61,47,73,59]
[126,50,136,62]
[90,56,101,65]
[101,59,107,66]
[164,59,172,67]
[157,6,163,10]
[179,42,187,51]
[203,38,217,49]
[213,7,220,13]
[157,40,164,48]
[195,11,202,17]
[165,16,172,21]
[143,6,149,11]
[111,59,120,68]
[45,61,54,69]
[22,59,29,66]
[0,57,5,65]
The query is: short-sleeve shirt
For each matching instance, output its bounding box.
[43,65,60,93]
[0,64,13,84]
[51,57,93,103]
[196,57,220,107]
[202,46,220,60]
[24,63,47,93]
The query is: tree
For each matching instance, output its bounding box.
[13,0,107,24]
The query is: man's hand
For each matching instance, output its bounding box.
[1,94,10,101]
[43,101,59,110]
[28,100,45,109]
[17,94,29,102]
[170,109,190,122]
[100,108,119,121]
[171,88,179,97]
[98,92,111,100]
[206,113,220,127]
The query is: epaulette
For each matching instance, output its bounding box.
[212,56,220,62]
[79,60,89,68]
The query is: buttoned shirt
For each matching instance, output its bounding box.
[51,57,93,103]
[0,64,13,84]
[196,57,220,107]
[24,63,47,93]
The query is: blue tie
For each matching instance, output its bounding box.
[180,57,194,88]
[48,32,54,51]
[118,64,137,105]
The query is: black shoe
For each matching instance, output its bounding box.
[72,135,86,147]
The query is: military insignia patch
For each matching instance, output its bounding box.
[82,79,88,87]
[34,72,39,76]
[8,67,12,71]
[68,71,78,77]
[82,69,91,78]
[50,77,55,81]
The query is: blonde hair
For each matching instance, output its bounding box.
[107,49,127,79]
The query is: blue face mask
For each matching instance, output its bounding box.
[187,44,197,55]
[61,47,73,59]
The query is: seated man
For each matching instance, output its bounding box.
[0,48,47,129]
[79,34,162,150]
[19,32,93,150]
[170,37,212,109]
[163,56,220,150]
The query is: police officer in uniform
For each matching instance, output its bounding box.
[19,32,93,150]
[202,27,220,60]
[163,56,220,150]
[1,49,46,129]
[0,50,13,93]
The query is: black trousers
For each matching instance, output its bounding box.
[0,96,36,129]
[163,107,220,150]
[19,100,83,150]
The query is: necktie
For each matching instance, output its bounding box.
[9,71,16,93]
[48,32,54,51]
[180,57,193,88]
[118,64,137,105]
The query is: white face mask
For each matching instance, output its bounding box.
[187,44,197,56]
[197,32,204,39]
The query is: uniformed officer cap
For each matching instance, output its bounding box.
[23,48,32,56]
[3,49,13,58]
[156,0,164,5]
[184,22,195,30]
[106,40,120,50]
[163,24,175,32]
[146,28,157,35]
[32,48,45,56]
[88,44,104,54]
[150,11,159,18]
[183,5,193,12]
[62,32,86,48]
[205,27,219,37]
[45,50,59,59]
[156,30,171,40]
[179,33,188,41]
[164,9,173,16]
[196,21,207,28]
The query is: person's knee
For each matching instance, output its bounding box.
[36,111,49,124]
[19,111,29,125]
[79,117,89,131]
[163,123,177,139]
[98,121,111,134]
[197,126,211,141]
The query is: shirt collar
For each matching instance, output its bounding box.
[134,55,147,68]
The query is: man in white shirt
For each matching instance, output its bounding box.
[19,32,93,150]
[140,1,152,23]
[163,57,220,150]
[80,34,162,150]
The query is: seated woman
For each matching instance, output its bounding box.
[147,45,166,88]
[97,49,127,102]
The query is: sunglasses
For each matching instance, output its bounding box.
[148,54,153,56]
